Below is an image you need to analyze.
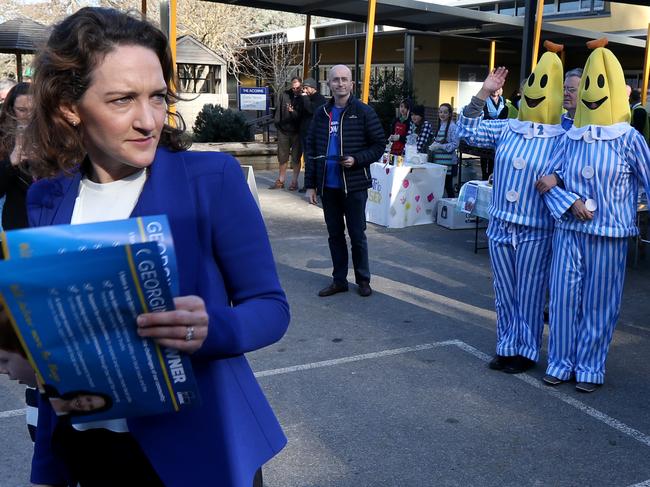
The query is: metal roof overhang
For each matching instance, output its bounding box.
[204,0,646,48]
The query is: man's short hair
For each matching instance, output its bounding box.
[564,68,583,81]
[291,76,302,84]
[630,89,642,104]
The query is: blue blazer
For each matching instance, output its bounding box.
[28,148,289,487]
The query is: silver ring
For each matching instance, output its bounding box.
[184,326,195,342]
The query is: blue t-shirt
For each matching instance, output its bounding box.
[325,106,344,189]
[561,113,574,131]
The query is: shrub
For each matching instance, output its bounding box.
[368,72,415,137]
[193,104,252,142]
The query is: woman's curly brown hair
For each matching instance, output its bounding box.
[28,7,191,178]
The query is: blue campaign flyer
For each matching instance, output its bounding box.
[0,242,200,423]
[1,215,178,296]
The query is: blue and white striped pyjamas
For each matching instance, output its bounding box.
[488,222,552,361]
[543,123,650,383]
[457,114,564,360]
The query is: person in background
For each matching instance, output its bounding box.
[298,77,326,193]
[0,78,18,229]
[25,7,288,486]
[509,87,522,111]
[388,99,413,155]
[407,104,433,154]
[429,103,460,198]
[270,76,303,190]
[630,88,649,143]
[561,68,582,131]
[304,64,385,298]
[0,82,34,231]
[0,78,17,109]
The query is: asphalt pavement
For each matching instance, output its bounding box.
[1,169,649,487]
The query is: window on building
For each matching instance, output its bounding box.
[559,0,581,12]
[466,0,606,17]
[498,2,516,15]
[178,64,221,94]
[543,0,556,14]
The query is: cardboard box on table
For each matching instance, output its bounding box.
[437,198,487,230]
[366,162,446,228]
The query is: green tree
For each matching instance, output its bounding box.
[369,71,415,137]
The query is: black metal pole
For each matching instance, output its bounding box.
[520,0,538,83]
[404,33,415,97]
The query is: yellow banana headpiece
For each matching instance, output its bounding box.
[574,39,630,127]
[518,42,564,125]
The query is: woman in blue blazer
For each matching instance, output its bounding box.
[24,8,289,487]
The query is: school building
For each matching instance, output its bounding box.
[230,0,649,110]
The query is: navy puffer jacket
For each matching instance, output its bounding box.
[304,95,385,194]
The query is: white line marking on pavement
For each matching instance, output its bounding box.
[453,341,650,448]
[255,340,462,377]
[0,408,26,418]
[4,339,649,451]
[256,339,650,448]
[628,480,650,487]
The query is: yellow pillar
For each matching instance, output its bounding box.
[169,0,177,116]
[489,40,496,72]
[302,15,312,81]
[141,0,147,18]
[531,0,544,71]
[642,23,650,106]
[361,0,377,104]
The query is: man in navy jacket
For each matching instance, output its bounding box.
[304,64,385,297]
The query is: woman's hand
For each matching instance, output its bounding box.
[9,132,25,166]
[570,200,594,222]
[429,142,440,151]
[535,174,558,194]
[478,67,508,100]
[136,295,209,354]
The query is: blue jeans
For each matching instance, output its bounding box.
[321,188,370,285]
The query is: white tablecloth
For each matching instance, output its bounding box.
[366,162,446,228]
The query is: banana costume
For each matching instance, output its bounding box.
[457,45,565,368]
[543,40,650,387]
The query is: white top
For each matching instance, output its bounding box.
[70,167,147,433]
[71,168,148,224]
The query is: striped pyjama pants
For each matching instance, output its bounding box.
[488,221,552,362]
[546,228,628,384]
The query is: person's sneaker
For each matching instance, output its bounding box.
[318,282,349,297]
[575,382,601,393]
[542,374,565,386]
[357,281,372,297]
[488,355,514,371]
[268,179,284,189]
[503,355,536,374]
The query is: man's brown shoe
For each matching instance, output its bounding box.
[357,282,372,297]
[268,179,284,189]
[318,282,348,297]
